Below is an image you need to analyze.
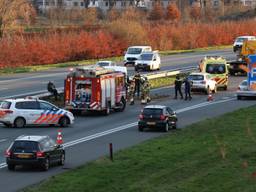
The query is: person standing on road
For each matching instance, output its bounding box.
[134,71,141,97]
[174,75,183,99]
[47,81,59,101]
[184,77,192,100]
[128,79,136,105]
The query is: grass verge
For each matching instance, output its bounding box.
[0,45,231,75]
[22,105,256,192]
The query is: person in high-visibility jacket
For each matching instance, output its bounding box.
[128,79,136,105]
[140,77,151,104]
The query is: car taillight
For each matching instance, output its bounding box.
[139,114,144,120]
[4,110,13,114]
[36,151,45,158]
[160,115,166,120]
[4,150,11,157]
[201,80,206,84]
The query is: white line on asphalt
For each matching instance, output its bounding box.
[0,97,236,169]
[0,88,7,91]
[0,73,66,84]
[0,139,7,143]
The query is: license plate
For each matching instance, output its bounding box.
[147,122,156,125]
[17,154,31,158]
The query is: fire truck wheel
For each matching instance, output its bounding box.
[223,85,228,91]
[103,103,111,116]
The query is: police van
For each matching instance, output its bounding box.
[0,98,74,128]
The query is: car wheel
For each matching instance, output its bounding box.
[172,123,177,129]
[41,158,50,171]
[237,95,242,100]
[7,164,15,171]
[14,117,26,128]
[59,116,69,127]
[138,126,143,132]
[164,122,169,132]
[58,153,65,166]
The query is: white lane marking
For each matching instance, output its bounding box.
[0,88,7,91]
[0,139,7,143]
[0,97,236,169]
[0,73,66,84]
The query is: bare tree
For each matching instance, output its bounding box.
[0,0,35,38]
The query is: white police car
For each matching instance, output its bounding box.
[0,98,74,128]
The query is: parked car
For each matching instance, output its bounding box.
[237,80,248,91]
[138,105,177,132]
[233,36,256,53]
[0,98,74,128]
[5,135,65,171]
[188,72,217,94]
[134,51,161,71]
[95,61,116,67]
[124,46,152,66]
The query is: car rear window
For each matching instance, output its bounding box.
[143,108,163,115]
[241,81,247,86]
[11,141,39,152]
[188,75,204,81]
[0,101,11,109]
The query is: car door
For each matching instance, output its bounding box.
[35,101,59,125]
[15,101,40,124]
[47,137,61,163]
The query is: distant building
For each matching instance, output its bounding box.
[35,0,174,11]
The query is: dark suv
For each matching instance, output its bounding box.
[138,105,177,132]
[5,135,65,171]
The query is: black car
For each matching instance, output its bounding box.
[138,105,177,132]
[5,135,65,171]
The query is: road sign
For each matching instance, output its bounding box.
[248,55,256,90]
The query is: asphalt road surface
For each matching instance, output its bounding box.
[0,48,234,98]
[0,48,254,192]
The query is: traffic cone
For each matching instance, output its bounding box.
[56,130,63,145]
[207,94,213,101]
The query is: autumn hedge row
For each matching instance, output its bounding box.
[0,20,255,68]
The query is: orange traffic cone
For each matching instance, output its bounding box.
[207,94,213,101]
[56,130,63,145]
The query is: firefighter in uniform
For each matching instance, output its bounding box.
[128,79,136,105]
[134,71,141,97]
[140,77,151,104]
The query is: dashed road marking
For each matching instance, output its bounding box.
[0,97,236,169]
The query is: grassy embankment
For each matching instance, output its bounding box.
[23,105,256,192]
[0,45,231,74]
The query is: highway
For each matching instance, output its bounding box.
[0,48,255,192]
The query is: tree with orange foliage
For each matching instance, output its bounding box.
[0,0,36,37]
[149,1,164,20]
[190,6,201,21]
[165,3,181,22]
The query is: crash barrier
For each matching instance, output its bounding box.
[9,66,197,100]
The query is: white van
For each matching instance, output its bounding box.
[134,51,161,71]
[233,36,256,52]
[124,46,152,66]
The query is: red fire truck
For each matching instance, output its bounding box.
[64,66,127,115]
